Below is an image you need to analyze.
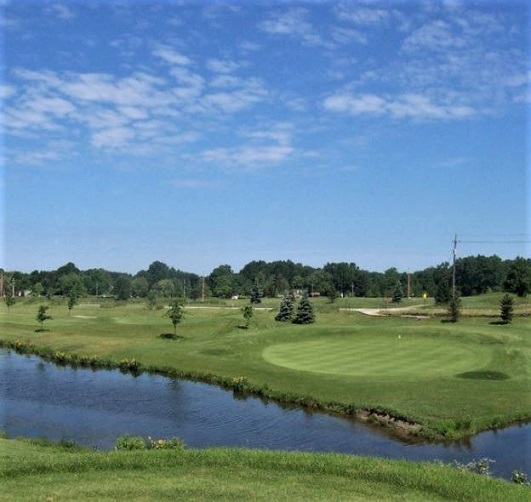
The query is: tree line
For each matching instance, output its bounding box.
[1,255,530,303]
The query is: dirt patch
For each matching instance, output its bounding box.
[356,409,423,439]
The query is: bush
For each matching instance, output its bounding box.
[148,437,185,450]
[115,435,146,450]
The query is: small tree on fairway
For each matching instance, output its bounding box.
[500,293,514,324]
[5,291,15,311]
[250,282,262,305]
[242,304,253,328]
[447,293,462,323]
[275,293,295,322]
[67,293,78,315]
[146,291,157,310]
[166,299,184,335]
[392,280,404,304]
[36,305,52,330]
[292,291,316,324]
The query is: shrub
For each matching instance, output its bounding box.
[147,437,185,450]
[115,435,146,450]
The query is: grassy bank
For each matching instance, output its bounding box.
[1,438,529,501]
[1,293,530,439]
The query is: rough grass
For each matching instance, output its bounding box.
[1,438,529,502]
[1,296,530,439]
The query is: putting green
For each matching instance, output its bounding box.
[262,334,492,378]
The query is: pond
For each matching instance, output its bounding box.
[1,349,529,480]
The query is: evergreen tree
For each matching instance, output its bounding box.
[241,304,254,328]
[500,293,514,324]
[275,293,295,322]
[447,293,462,323]
[292,291,316,324]
[392,280,404,304]
[250,282,263,305]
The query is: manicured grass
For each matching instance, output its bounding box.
[263,333,491,378]
[1,295,530,439]
[1,438,529,501]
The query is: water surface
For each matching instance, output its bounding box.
[1,349,529,480]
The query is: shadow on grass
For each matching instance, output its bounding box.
[158,333,184,340]
[489,320,509,326]
[456,370,510,381]
[35,328,50,333]
[237,325,250,330]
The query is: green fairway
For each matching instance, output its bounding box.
[1,294,530,439]
[263,333,490,378]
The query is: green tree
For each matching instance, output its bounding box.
[67,293,78,315]
[250,282,263,305]
[447,293,462,323]
[500,293,514,324]
[275,293,295,322]
[146,291,157,310]
[241,304,254,328]
[166,299,184,335]
[292,291,315,324]
[114,275,132,301]
[208,265,235,298]
[36,305,52,330]
[392,280,404,304]
[504,257,531,297]
[5,291,15,311]
[131,277,149,298]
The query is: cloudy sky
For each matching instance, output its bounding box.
[1,0,529,275]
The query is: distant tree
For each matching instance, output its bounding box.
[447,293,462,323]
[328,288,338,303]
[241,304,254,328]
[292,291,315,324]
[114,275,132,301]
[250,282,263,305]
[434,276,452,305]
[146,291,157,310]
[392,280,404,304]
[504,257,531,297]
[131,277,149,298]
[166,299,184,335]
[31,282,44,298]
[208,265,235,298]
[5,291,15,311]
[36,305,52,330]
[275,293,295,322]
[67,293,78,315]
[500,293,514,324]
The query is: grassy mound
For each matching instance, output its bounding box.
[1,438,529,501]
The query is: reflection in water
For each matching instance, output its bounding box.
[1,349,529,480]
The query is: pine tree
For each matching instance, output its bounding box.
[500,293,514,324]
[250,282,263,305]
[392,280,403,304]
[36,305,52,330]
[275,293,295,322]
[292,291,315,324]
[447,293,462,323]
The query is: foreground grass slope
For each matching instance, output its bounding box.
[1,438,529,501]
[1,294,530,437]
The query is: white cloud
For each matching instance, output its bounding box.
[0,84,16,100]
[259,7,332,48]
[46,4,76,21]
[152,46,192,66]
[206,58,240,74]
[323,92,476,120]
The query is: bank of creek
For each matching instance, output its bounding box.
[1,348,529,481]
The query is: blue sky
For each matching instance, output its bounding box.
[1,0,529,275]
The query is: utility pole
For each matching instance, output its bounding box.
[452,234,458,300]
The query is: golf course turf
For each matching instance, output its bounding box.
[1,293,530,440]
